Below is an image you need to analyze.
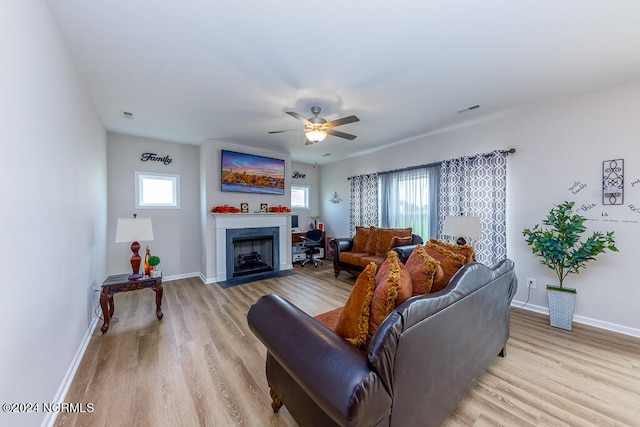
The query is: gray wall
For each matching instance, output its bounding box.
[0,2,107,426]
[321,78,640,336]
[107,133,201,278]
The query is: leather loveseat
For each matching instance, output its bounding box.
[331,226,423,277]
[247,258,517,427]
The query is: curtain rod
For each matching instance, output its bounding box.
[348,148,515,180]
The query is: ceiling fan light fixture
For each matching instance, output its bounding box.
[305,129,327,143]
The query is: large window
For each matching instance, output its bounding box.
[378,165,440,240]
[291,185,310,210]
[135,171,180,209]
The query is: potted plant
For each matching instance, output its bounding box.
[522,201,618,330]
[148,255,161,278]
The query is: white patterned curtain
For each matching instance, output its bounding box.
[438,150,508,265]
[349,173,378,236]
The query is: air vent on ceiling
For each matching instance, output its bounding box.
[455,104,480,114]
[121,111,134,119]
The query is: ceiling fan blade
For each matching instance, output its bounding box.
[286,111,312,126]
[324,115,360,128]
[326,129,357,140]
[268,129,301,134]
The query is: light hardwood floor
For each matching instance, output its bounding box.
[56,264,640,426]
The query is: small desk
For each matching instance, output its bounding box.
[100,274,163,333]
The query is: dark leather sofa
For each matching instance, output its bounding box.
[247,259,517,427]
[331,233,423,277]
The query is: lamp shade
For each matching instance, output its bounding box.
[115,217,154,243]
[305,129,327,143]
[442,215,482,239]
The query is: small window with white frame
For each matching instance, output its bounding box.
[135,171,180,209]
[291,185,310,210]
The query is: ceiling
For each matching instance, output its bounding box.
[46,0,640,165]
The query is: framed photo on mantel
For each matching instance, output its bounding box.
[240,203,249,213]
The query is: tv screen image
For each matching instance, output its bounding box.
[221,150,285,195]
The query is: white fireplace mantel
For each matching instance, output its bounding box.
[211,213,290,282]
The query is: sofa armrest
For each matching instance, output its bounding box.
[391,245,418,263]
[247,294,391,425]
[330,237,354,255]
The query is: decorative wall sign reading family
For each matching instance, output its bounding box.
[141,152,173,165]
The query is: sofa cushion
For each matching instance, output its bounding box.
[364,226,379,254]
[405,244,442,295]
[424,241,467,292]
[339,252,369,267]
[428,239,476,263]
[335,262,378,347]
[359,254,386,268]
[368,251,412,343]
[313,306,344,331]
[375,227,412,257]
[352,226,370,253]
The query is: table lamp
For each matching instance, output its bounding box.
[115,214,154,279]
[442,215,482,245]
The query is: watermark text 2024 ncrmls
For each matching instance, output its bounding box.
[2,402,94,413]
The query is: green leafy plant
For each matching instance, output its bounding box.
[147,256,161,268]
[522,201,618,291]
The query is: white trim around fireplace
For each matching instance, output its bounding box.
[211,213,291,283]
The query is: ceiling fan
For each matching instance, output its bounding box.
[269,106,359,145]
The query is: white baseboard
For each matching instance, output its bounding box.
[511,300,640,339]
[41,314,99,427]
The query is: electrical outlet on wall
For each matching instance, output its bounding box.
[526,278,536,289]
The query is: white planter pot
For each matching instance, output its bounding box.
[547,287,576,331]
[151,270,162,278]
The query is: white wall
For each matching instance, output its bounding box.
[0,2,107,426]
[290,161,321,231]
[107,133,201,278]
[322,79,640,335]
[199,140,291,281]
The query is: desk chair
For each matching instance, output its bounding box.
[300,229,324,268]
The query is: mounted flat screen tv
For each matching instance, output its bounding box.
[221,150,285,195]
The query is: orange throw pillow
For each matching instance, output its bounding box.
[427,239,476,263]
[375,227,412,257]
[335,262,377,347]
[387,235,413,253]
[368,251,412,343]
[404,244,442,295]
[352,226,370,253]
[424,241,466,292]
[364,226,379,254]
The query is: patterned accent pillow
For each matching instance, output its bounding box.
[351,226,370,253]
[427,239,476,263]
[367,251,412,343]
[364,226,379,254]
[375,227,412,257]
[405,244,442,295]
[335,262,377,347]
[424,241,466,292]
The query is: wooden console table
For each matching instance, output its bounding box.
[100,274,163,333]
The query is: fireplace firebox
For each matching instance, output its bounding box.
[226,227,280,279]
